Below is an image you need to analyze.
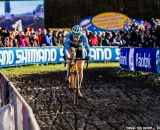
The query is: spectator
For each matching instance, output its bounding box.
[7,32,17,47]
[143,30,154,48]
[52,31,58,46]
[1,18,160,48]
[37,28,43,46]
[41,29,52,46]
[155,26,160,47]
[101,32,109,46]
[85,30,91,44]
[57,32,64,46]
[89,31,98,46]
[111,32,120,46]
[97,31,103,46]
[1,27,10,47]
[19,32,26,47]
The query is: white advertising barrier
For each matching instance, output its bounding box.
[0,104,15,130]
[0,72,40,130]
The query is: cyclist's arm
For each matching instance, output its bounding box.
[63,32,71,56]
[82,33,90,56]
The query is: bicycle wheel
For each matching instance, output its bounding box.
[69,73,75,91]
[74,72,79,104]
[69,72,79,105]
[68,64,80,104]
[68,72,77,103]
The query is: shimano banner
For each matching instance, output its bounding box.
[134,48,157,73]
[89,47,119,62]
[0,46,119,67]
[0,47,64,67]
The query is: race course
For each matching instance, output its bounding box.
[3,63,160,130]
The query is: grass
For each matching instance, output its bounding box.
[1,62,119,78]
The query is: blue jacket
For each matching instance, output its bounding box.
[63,32,90,56]
[43,34,52,46]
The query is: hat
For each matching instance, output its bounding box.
[93,31,97,35]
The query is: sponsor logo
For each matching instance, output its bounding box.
[92,12,131,30]
[16,48,57,64]
[156,50,160,74]
[0,50,14,65]
[136,53,151,68]
[80,19,92,29]
[120,52,127,65]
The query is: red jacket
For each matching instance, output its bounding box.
[90,34,98,46]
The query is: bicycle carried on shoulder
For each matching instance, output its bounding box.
[64,57,89,104]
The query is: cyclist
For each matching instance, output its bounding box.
[63,25,90,98]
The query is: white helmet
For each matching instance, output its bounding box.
[71,25,83,37]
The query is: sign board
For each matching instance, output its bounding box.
[0,46,119,67]
[92,12,131,31]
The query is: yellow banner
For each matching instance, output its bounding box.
[49,28,71,31]
[92,12,131,30]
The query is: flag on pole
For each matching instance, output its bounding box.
[12,20,23,31]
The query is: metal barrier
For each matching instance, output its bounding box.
[0,72,40,130]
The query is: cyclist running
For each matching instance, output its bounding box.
[63,25,90,98]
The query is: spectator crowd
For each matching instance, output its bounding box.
[0,18,160,48]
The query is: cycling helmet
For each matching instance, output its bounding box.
[71,25,83,37]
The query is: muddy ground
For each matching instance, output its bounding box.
[10,66,160,130]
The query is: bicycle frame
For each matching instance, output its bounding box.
[64,57,88,104]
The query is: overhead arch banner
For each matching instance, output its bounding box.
[92,12,131,31]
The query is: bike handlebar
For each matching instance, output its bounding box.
[66,58,87,60]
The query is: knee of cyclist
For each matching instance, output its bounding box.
[79,68,83,73]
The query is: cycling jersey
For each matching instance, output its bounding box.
[63,32,90,56]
